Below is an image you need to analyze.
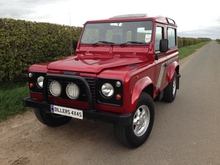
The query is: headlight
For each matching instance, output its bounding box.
[101,83,114,97]
[49,80,62,97]
[37,76,44,88]
[66,83,80,100]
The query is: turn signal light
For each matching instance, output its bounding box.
[29,83,34,88]
[115,94,121,100]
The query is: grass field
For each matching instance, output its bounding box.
[0,41,211,121]
[179,41,210,59]
[0,83,29,121]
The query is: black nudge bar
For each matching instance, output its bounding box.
[23,74,132,125]
[42,74,95,110]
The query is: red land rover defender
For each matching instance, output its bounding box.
[23,14,180,148]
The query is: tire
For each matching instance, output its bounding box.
[34,109,71,127]
[163,71,177,102]
[114,93,155,148]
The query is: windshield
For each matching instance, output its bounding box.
[81,21,153,45]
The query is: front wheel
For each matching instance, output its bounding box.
[34,109,71,127]
[114,93,155,148]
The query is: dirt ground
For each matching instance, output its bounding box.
[0,110,115,165]
[0,111,59,165]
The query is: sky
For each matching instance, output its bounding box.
[0,0,220,39]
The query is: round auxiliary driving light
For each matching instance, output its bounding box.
[66,83,80,100]
[49,80,62,97]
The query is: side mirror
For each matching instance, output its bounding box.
[160,39,168,53]
[73,40,78,51]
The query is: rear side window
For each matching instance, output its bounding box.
[168,28,176,48]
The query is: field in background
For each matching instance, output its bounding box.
[179,41,210,59]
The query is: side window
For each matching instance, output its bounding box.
[155,26,163,51]
[168,28,176,48]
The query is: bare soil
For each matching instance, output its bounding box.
[0,111,114,165]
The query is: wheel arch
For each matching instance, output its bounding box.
[130,77,154,113]
[166,61,179,82]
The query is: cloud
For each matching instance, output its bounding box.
[178,16,220,39]
[0,0,64,20]
[214,17,220,25]
[0,2,32,18]
[1,0,220,39]
[178,26,220,39]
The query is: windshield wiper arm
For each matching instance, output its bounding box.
[120,41,145,46]
[92,41,114,46]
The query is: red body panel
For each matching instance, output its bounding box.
[28,15,179,115]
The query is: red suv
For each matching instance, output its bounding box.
[23,14,180,148]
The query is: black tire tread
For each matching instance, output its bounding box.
[34,109,71,127]
[34,108,47,125]
[163,71,177,102]
[114,124,132,148]
[114,93,154,148]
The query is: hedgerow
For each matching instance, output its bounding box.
[177,37,211,48]
[0,18,211,82]
[0,18,82,82]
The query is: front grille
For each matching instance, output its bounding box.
[84,77,96,101]
[47,77,96,102]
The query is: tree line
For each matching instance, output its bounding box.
[177,37,211,48]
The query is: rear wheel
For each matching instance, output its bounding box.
[34,109,71,127]
[114,93,155,148]
[163,71,177,102]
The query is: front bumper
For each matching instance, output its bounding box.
[23,97,132,125]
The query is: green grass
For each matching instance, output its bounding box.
[0,83,30,121]
[179,41,210,59]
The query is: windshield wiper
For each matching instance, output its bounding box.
[92,41,114,46]
[120,41,146,46]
